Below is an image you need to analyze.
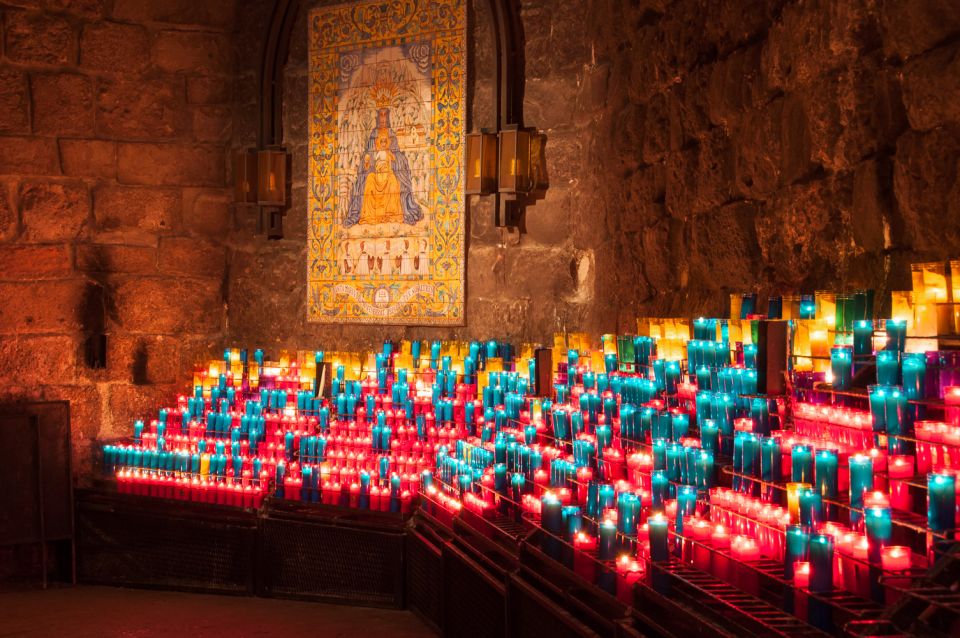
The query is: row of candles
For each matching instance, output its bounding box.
[107,312,960,627]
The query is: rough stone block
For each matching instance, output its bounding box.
[19,180,90,241]
[44,0,105,17]
[192,105,232,142]
[757,176,853,287]
[851,158,891,253]
[893,127,960,255]
[112,0,235,29]
[0,335,78,385]
[881,0,960,61]
[154,30,231,74]
[0,244,72,279]
[59,139,116,179]
[117,143,226,187]
[186,75,231,104]
[76,243,158,274]
[523,186,572,246]
[80,21,149,72]
[0,280,85,334]
[0,68,29,133]
[4,11,75,66]
[107,333,180,385]
[0,136,60,175]
[96,76,189,140]
[0,179,16,241]
[157,236,225,279]
[93,185,181,234]
[901,41,960,131]
[31,73,95,136]
[184,188,231,236]
[104,383,179,438]
[112,277,223,334]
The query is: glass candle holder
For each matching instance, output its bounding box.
[853,319,874,357]
[885,319,907,352]
[808,533,835,592]
[864,505,892,565]
[927,472,957,532]
[785,524,810,579]
[876,350,900,387]
[792,444,814,483]
[831,346,853,390]
[815,449,839,499]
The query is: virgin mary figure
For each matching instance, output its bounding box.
[343,108,423,227]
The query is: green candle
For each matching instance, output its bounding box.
[848,454,874,514]
[808,533,834,592]
[792,444,814,483]
[928,472,957,532]
[784,525,810,579]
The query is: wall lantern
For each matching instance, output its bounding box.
[465,130,498,195]
[234,149,259,204]
[466,125,545,228]
[257,147,288,207]
[233,147,289,240]
[498,125,532,195]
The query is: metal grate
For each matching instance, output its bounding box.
[76,496,255,594]
[506,575,601,638]
[406,530,443,631]
[258,516,404,608]
[443,544,506,638]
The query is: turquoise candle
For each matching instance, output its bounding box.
[665,361,681,394]
[814,449,839,499]
[885,388,909,454]
[800,297,816,320]
[750,397,770,435]
[831,346,853,391]
[676,485,697,535]
[700,419,719,455]
[652,438,667,470]
[648,514,669,561]
[791,444,814,483]
[598,518,617,560]
[761,436,782,502]
[853,320,873,356]
[567,349,579,368]
[651,470,669,511]
[541,493,563,560]
[604,353,617,374]
[741,434,760,496]
[885,318,907,352]
[743,343,758,368]
[928,472,957,532]
[808,533,834,592]
[876,350,900,387]
[868,385,887,434]
[784,525,810,579]
[798,487,824,526]
[696,449,714,491]
[671,411,689,440]
[696,367,711,391]
[617,493,640,536]
[901,353,926,401]
[849,454,874,519]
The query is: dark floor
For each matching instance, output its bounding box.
[0,585,436,637]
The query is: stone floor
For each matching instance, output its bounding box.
[0,585,436,637]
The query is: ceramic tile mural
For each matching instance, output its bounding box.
[307,0,466,324]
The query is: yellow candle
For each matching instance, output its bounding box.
[786,482,811,524]
[200,453,210,478]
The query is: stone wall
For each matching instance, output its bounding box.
[230,0,960,349]
[0,0,236,478]
[585,0,960,327]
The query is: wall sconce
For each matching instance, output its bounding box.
[465,130,498,195]
[234,149,258,204]
[498,125,531,195]
[257,147,287,207]
[233,147,289,239]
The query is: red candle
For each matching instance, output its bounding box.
[888,455,914,511]
[793,561,810,589]
[615,556,643,604]
[573,532,598,582]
